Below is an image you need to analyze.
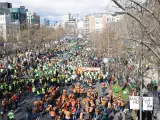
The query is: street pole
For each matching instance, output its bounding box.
[4,43,8,81]
[140,7,144,120]
[158,60,159,84]
[139,51,143,120]
[107,25,109,58]
[107,25,110,73]
[56,29,57,41]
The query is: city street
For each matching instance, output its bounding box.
[0,0,160,120]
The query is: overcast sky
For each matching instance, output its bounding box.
[1,0,117,23]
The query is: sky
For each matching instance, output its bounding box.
[1,0,117,24]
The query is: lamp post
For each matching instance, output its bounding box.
[107,24,110,73]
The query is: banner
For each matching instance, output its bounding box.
[81,67,100,72]
[143,97,153,111]
[129,96,139,109]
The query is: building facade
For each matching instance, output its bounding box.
[77,20,84,34]
[83,16,89,40]
[83,13,122,39]
[44,18,50,27]
[0,7,20,41]
[27,11,40,28]
[61,13,71,23]
[9,6,27,29]
[0,2,12,8]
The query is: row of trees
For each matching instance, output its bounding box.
[89,0,160,84]
[89,18,125,58]
[112,0,160,84]
[0,27,66,56]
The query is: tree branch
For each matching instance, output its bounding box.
[126,38,160,60]
[112,0,160,54]
[130,0,160,25]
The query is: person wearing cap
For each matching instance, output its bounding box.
[117,99,121,112]
[46,105,52,119]
[71,106,76,120]
[121,99,125,111]
[64,109,71,120]
[50,108,56,120]
[101,98,107,111]
[80,86,85,98]
[2,98,6,113]
[0,111,4,120]
[34,100,39,108]
[7,110,15,120]
[113,101,117,114]
[76,102,81,118]
[79,109,84,120]
[94,107,99,120]
[89,105,94,119]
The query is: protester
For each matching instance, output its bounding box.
[0,38,138,120]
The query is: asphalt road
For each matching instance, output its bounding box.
[7,82,126,120]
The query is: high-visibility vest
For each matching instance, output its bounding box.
[34,101,39,106]
[2,100,6,106]
[101,100,106,106]
[1,84,4,89]
[37,91,40,95]
[42,88,45,94]
[65,111,71,117]
[8,112,14,119]
[89,107,93,112]
[121,101,125,107]
[32,79,34,83]
[13,82,16,86]
[5,84,8,89]
[108,102,111,109]
[40,79,42,83]
[95,108,99,114]
[32,87,36,92]
[26,80,29,84]
[46,106,51,111]
[9,85,12,91]
[113,103,117,109]
[118,101,121,106]
[80,88,85,93]
[50,110,56,117]
[80,112,84,119]
[51,78,56,82]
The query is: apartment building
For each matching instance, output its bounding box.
[27,11,40,28]
[83,13,122,39]
[0,7,20,41]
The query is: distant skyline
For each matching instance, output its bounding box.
[1,0,118,23]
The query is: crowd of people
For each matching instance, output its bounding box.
[0,39,133,120]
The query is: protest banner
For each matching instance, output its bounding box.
[129,96,139,109]
[81,67,100,72]
[143,97,153,111]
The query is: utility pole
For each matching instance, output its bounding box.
[56,29,57,41]
[139,7,144,120]
[158,60,159,84]
[107,25,110,58]
[107,24,110,73]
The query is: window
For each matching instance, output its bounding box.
[96,18,102,24]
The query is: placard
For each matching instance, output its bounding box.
[129,96,139,109]
[143,97,153,111]
[81,67,100,72]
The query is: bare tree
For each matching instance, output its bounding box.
[89,20,124,58]
[111,0,160,84]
